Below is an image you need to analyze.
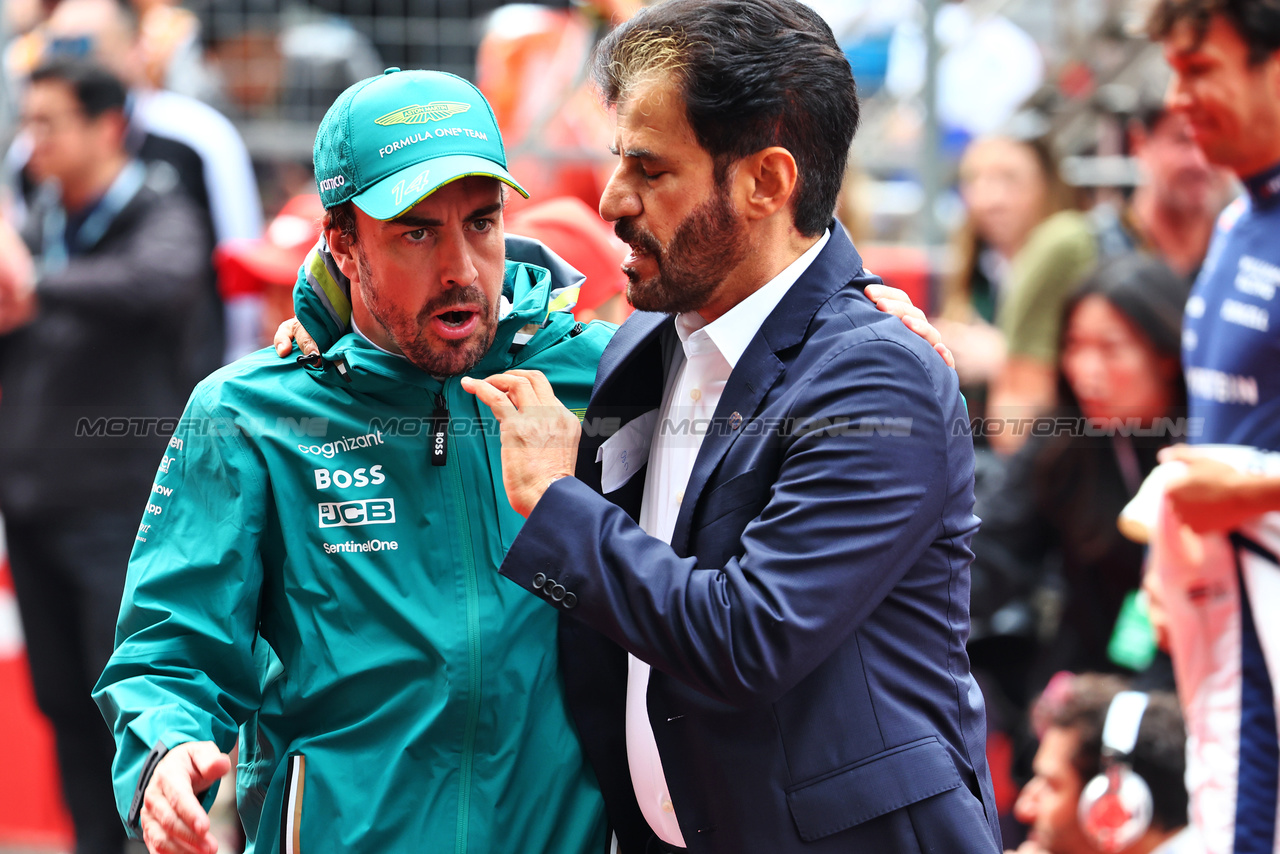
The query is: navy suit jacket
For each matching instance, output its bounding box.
[500,225,1001,853]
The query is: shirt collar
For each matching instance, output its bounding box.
[1243,160,1280,208]
[674,229,830,369]
[351,312,406,359]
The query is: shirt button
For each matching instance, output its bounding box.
[661,798,674,813]
[690,388,701,401]
[675,490,684,504]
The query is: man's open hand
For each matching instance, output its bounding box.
[140,741,230,854]
[273,317,318,358]
[462,369,580,517]
[863,283,955,368]
[1160,445,1280,533]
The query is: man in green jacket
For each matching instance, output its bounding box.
[93,68,611,854]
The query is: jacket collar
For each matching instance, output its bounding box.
[587,223,866,550]
[593,222,862,406]
[670,223,864,550]
[298,251,582,395]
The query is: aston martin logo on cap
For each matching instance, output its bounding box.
[375,102,472,126]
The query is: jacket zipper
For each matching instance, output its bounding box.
[280,753,306,854]
[431,392,449,466]
[441,382,482,854]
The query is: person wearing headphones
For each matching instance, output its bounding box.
[1010,673,1199,854]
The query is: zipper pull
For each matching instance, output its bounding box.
[431,391,449,466]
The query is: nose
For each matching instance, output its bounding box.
[1069,350,1108,399]
[599,163,641,224]
[1164,73,1192,114]
[437,224,478,288]
[1013,779,1039,825]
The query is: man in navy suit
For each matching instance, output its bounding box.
[464,0,1001,850]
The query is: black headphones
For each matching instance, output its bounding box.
[1077,691,1154,853]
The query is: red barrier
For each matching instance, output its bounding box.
[0,557,74,849]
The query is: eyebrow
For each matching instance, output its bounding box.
[609,145,667,164]
[390,201,504,229]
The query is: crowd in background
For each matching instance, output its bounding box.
[0,0,1259,852]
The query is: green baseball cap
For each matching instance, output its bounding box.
[313,67,528,220]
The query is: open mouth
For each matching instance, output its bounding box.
[429,305,481,340]
[623,245,659,274]
[438,310,473,328]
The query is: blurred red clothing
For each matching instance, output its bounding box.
[506,196,632,324]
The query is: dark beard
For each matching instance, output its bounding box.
[615,185,749,315]
[357,251,499,377]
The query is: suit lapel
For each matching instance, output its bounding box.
[576,310,672,518]
[590,309,669,403]
[668,225,867,553]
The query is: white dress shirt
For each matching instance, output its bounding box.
[626,230,829,847]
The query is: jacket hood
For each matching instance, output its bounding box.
[291,233,587,393]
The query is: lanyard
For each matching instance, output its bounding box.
[39,159,147,276]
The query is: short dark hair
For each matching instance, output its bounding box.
[29,58,127,119]
[1039,674,1189,833]
[591,0,859,238]
[1147,0,1280,65]
[188,0,281,51]
[326,201,359,244]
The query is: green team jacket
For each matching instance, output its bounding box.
[93,237,612,854]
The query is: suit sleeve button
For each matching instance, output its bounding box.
[550,584,566,602]
[563,592,577,609]
[532,573,546,590]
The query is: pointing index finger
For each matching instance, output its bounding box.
[461,376,519,420]
[482,372,541,411]
[504,369,558,404]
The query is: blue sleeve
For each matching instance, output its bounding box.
[500,336,959,707]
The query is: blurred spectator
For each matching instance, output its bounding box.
[215,191,323,338]
[969,255,1189,715]
[505,196,632,325]
[1138,2,1280,850]
[987,106,1231,455]
[0,59,217,854]
[129,0,220,102]
[1109,105,1234,279]
[5,0,263,363]
[3,0,52,38]
[476,3,616,217]
[190,0,382,118]
[1011,673,1196,854]
[302,0,593,75]
[939,134,1074,422]
[2,0,56,105]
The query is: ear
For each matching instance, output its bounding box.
[100,109,129,151]
[1266,49,1280,102]
[323,217,361,288]
[733,146,798,223]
